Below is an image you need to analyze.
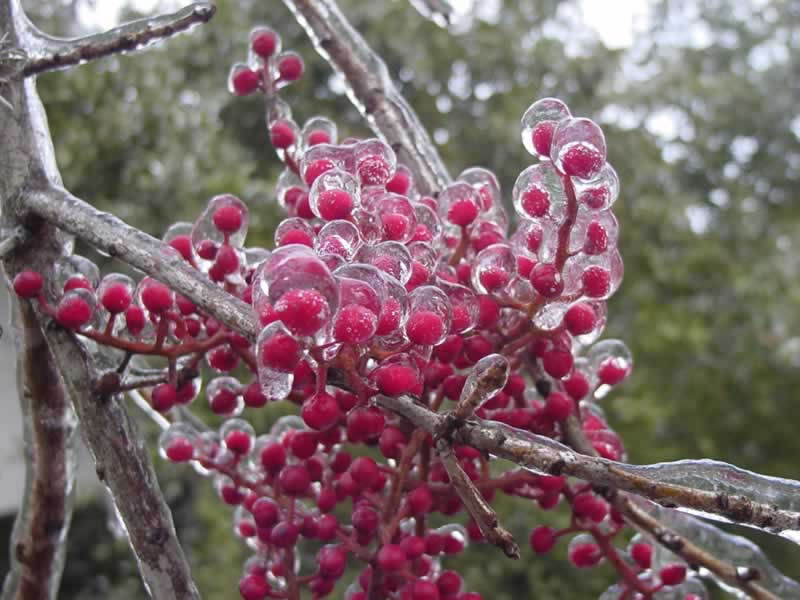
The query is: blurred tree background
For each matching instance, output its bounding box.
[3,0,800,597]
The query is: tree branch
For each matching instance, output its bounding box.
[22,184,259,341]
[46,327,201,599]
[0,225,30,258]
[375,394,800,544]
[281,0,451,196]
[1,299,78,600]
[21,3,216,77]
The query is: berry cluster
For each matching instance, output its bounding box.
[10,24,704,600]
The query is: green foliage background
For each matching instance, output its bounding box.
[3,0,800,597]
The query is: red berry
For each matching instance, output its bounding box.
[239,574,271,600]
[308,129,331,146]
[401,535,426,559]
[278,228,313,247]
[357,156,391,187]
[270,521,300,548]
[385,170,411,194]
[278,55,304,81]
[55,295,92,329]
[530,526,557,554]
[13,270,43,298]
[270,120,295,149]
[544,391,573,420]
[568,542,603,567]
[659,564,687,586]
[529,263,563,298]
[165,437,194,462]
[251,31,278,58]
[151,383,177,413]
[446,199,479,227]
[479,266,510,292]
[411,580,440,600]
[437,571,462,595]
[260,442,286,474]
[521,186,550,217]
[351,504,379,534]
[209,388,238,414]
[532,121,556,156]
[274,288,330,337]
[304,159,335,186]
[598,357,630,385]
[406,485,433,516]
[541,348,573,379]
[379,427,407,459]
[260,332,301,372]
[125,305,146,335]
[64,276,92,292]
[346,407,385,442]
[564,371,590,400]
[373,364,419,396]
[168,235,193,261]
[630,542,652,569]
[302,392,342,430]
[251,498,279,528]
[564,303,596,335]
[406,310,445,345]
[376,544,407,572]
[213,204,244,233]
[560,143,604,179]
[572,493,608,522]
[333,303,378,344]
[232,68,260,96]
[243,382,268,407]
[278,465,311,496]
[225,430,252,455]
[289,430,318,459]
[316,188,354,220]
[584,221,608,255]
[317,545,347,579]
[140,281,172,313]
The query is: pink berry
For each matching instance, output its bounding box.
[278,465,311,496]
[541,348,573,379]
[64,276,92,292]
[373,364,419,396]
[406,310,445,346]
[411,580,440,600]
[13,271,43,298]
[225,430,252,455]
[406,485,433,516]
[630,542,652,569]
[529,263,563,298]
[251,31,278,58]
[317,545,347,579]
[333,303,378,344]
[385,170,411,194]
[382,212,411,241]
[212,204,244,233]
[308,129,331,146]
[560,143,604,179]
[274,288,330,337]
[56,295,92,329]
[302,392,342,430]
[568,542,603,568]
[278,55,304,81]
[169,235,193,261]
[521,186,550,217]
[351,504,379,534]
[478,266,510,292]
[270,120,295,149]
[582,266,611,298]
[530,526,557,554]
[209,388,238,414]
[151,383,177,412]
[140,281,172,313]
[278,228,313,247]
[304,159,335,186]
[260,332,301,372]
[446,199,479,227]
[376,297,402,336]
[544,391,573,420]
[260,442,286,473]
[239,574,271,600]
[572,493,608,523]
[316,188,354,220]
[125,305,146,335]
[598,357,630,385]
[377,544,407,572]
[532,121,556,156]
[401,535,426,559]
[165,437,194,462]
[289,431,318,459]
[563,303,596,335]
[232,68,260,96]
[584,221,608,255]
[437,571,462,596]
[270,521,300,548]
[564,371,590,400]
[659,564,687,586]
[349,457,380,489]
[251,498,279,528]
[243,382,268,407]
[357,156,391,187]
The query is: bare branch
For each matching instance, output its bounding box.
[21,3,216,77]
[375,394,800,543]
[1,300,78,600]
[451,354,508,421]
[436,439,519,558]
[0,225,29,258]
[23,184,260,341]
[46,327,201,599]
[282,0,451,195]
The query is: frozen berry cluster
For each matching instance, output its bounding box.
[11,24,703,600]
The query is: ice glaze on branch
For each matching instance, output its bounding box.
[23,185,259,341]
[21,3,216,77]
[375,394,800,545]
[281,0,451,196]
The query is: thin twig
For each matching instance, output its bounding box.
[436,439,519,558]
[22,3,216,77]
[282,0,451,195]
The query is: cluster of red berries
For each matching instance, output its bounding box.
[10,24,707,600]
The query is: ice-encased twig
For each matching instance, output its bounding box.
[281,0,451,196]
[375,394,800,544]
[21,3,216,77]
[1,297,78,600]
[406,0,455,27]
[629,498,800,598]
